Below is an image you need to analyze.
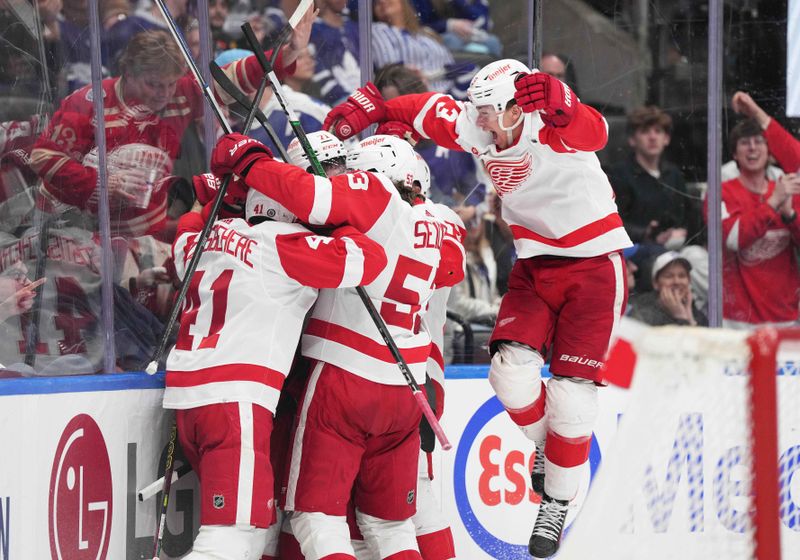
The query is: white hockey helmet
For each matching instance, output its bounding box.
[245,189,295,223]
[413,152,431,198]
[287,130,346,173]
[346,134,416,190]
[467,59,531,113]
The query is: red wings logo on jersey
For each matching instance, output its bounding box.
[485,153,532,197]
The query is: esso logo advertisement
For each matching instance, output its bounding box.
[49,414,113,560]
[454,396,600,557]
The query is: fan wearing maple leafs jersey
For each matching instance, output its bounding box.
[28,23,307,240]
[322,59,630,557]
[163,187,387,559]
[210,132,462,560]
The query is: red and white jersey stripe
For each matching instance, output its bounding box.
[243,160,460,385]
[385,93,632,258]
[422,202,466,388]
[164,213,387,412]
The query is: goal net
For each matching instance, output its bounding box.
[558,325,799,560]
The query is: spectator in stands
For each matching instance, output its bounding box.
[483,189,514,296]
[223,0,288,49]
[447,211,499,325]
[726,90,800,176]
[539,52,579,96]
[372,0,475,98]
[56,0,101,93]
[0,262,44,324]
[30,23,310,240]
[628,251,707,326]
[209,0,237,55]
[409,0,502,56]
[309,0,361,105]
[623,245,639,297]
[606,106,691,249]
[216,47,330,154]
[708,118,800,328]
[103,0,188,77]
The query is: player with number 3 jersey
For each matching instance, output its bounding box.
[323,59,631,557]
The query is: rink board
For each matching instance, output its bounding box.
[0,366,798,559]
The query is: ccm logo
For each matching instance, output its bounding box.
[559,354,603,368]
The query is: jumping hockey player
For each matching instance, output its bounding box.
[322,59,631,557]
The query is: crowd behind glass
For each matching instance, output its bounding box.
[0,0,796,376]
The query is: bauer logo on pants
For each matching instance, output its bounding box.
[48,414,113,560]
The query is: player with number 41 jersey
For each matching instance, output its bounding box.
[162,186,387,558]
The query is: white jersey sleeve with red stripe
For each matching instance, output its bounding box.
[422,202,466,383]
[302,197,449,386]
[164,213,386,412]
[243,159,396,233]
[385,93,632,258]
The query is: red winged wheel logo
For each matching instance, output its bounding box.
[485,153,532,196]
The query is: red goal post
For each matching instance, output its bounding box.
[558,323,799,560]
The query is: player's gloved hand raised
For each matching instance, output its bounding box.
[211,133,274,178]
[192,173,248,218]
[514,72,576,127]
[323,82,386,140]
[376,120,421,146]
[192,173,247,205]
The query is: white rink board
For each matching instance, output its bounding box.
[0,364,797,559]
[0,375,198,560]
[439,367,800,559]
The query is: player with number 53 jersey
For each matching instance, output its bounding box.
[210,132,464,560]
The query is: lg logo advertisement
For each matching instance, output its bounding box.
[442,384,600,559]
[0,387,173,559]
[48,414,113,560]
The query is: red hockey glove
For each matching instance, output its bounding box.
[211,133,274,178]
[376,120,421,145]
[514,72,576,127]
[193,173,248,219]
[192,173,247,205]
[323,82,386,140]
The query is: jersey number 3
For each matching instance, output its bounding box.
[175,269,233,351]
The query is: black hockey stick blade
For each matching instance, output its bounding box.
[209,62,291,162]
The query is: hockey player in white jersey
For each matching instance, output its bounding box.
[343,154,465,560]
[323,60,632,557]
[210,132,463,560]
[412,155,465,560]
[163,181,387,559]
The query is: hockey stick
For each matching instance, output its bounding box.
[146,0,282,375]
[145,5,288,560]
[138,463,193,502]
[241,22,452,451]
[208,62,291,162]
[152,0,231,133]
[151,421,177,560]
[23,208,51,366]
